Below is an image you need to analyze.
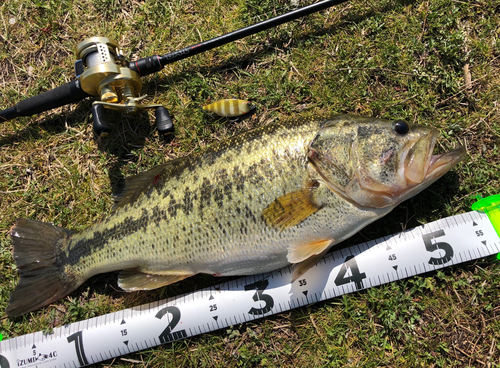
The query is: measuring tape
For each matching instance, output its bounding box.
[0,209,499,368]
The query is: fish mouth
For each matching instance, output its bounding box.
[404,130,465,184]
[395,132,466,205]
[345,132,465,208]
[311,128,466,209]
[422,147,466,181]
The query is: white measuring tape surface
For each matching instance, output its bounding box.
[1,210,499,368]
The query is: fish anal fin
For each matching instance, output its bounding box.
[262,186,321,230]
[288,239,334,282]
[118,269,195,291]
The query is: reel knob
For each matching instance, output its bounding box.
[91,104,111,137]
[155,107,175,136]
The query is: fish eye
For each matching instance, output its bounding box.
[392,120,409,135]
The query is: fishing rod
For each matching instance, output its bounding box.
[0,0,349,137]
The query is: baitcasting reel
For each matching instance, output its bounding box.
[0,0,348,132]
[75,37,174,137]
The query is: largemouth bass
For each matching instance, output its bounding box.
[6,115,465,317]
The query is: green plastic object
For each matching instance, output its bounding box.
[472,194,500,239]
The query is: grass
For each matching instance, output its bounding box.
[1,0,500,366]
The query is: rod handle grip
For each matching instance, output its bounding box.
[129,55,162,77]
[0,80,91,121]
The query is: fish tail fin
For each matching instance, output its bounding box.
[6,218,78,318]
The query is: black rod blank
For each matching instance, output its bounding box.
[130,0,349,76]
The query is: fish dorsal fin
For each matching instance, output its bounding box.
[288,239,334,281]
[112,158,185,211]
[262,185,322,230]
[118,269,195,291]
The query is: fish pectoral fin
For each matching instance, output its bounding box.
[287,239,335,282]
[262,186,322,230]
[118,269,195,291]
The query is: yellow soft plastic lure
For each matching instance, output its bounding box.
[202,99,254,117]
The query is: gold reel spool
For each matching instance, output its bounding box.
[76,37,142,109]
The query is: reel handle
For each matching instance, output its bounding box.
[155,107,175,136]
[91,103,175,137]
[91,104,111,137]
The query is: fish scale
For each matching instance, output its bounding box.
[6,115,465,317]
